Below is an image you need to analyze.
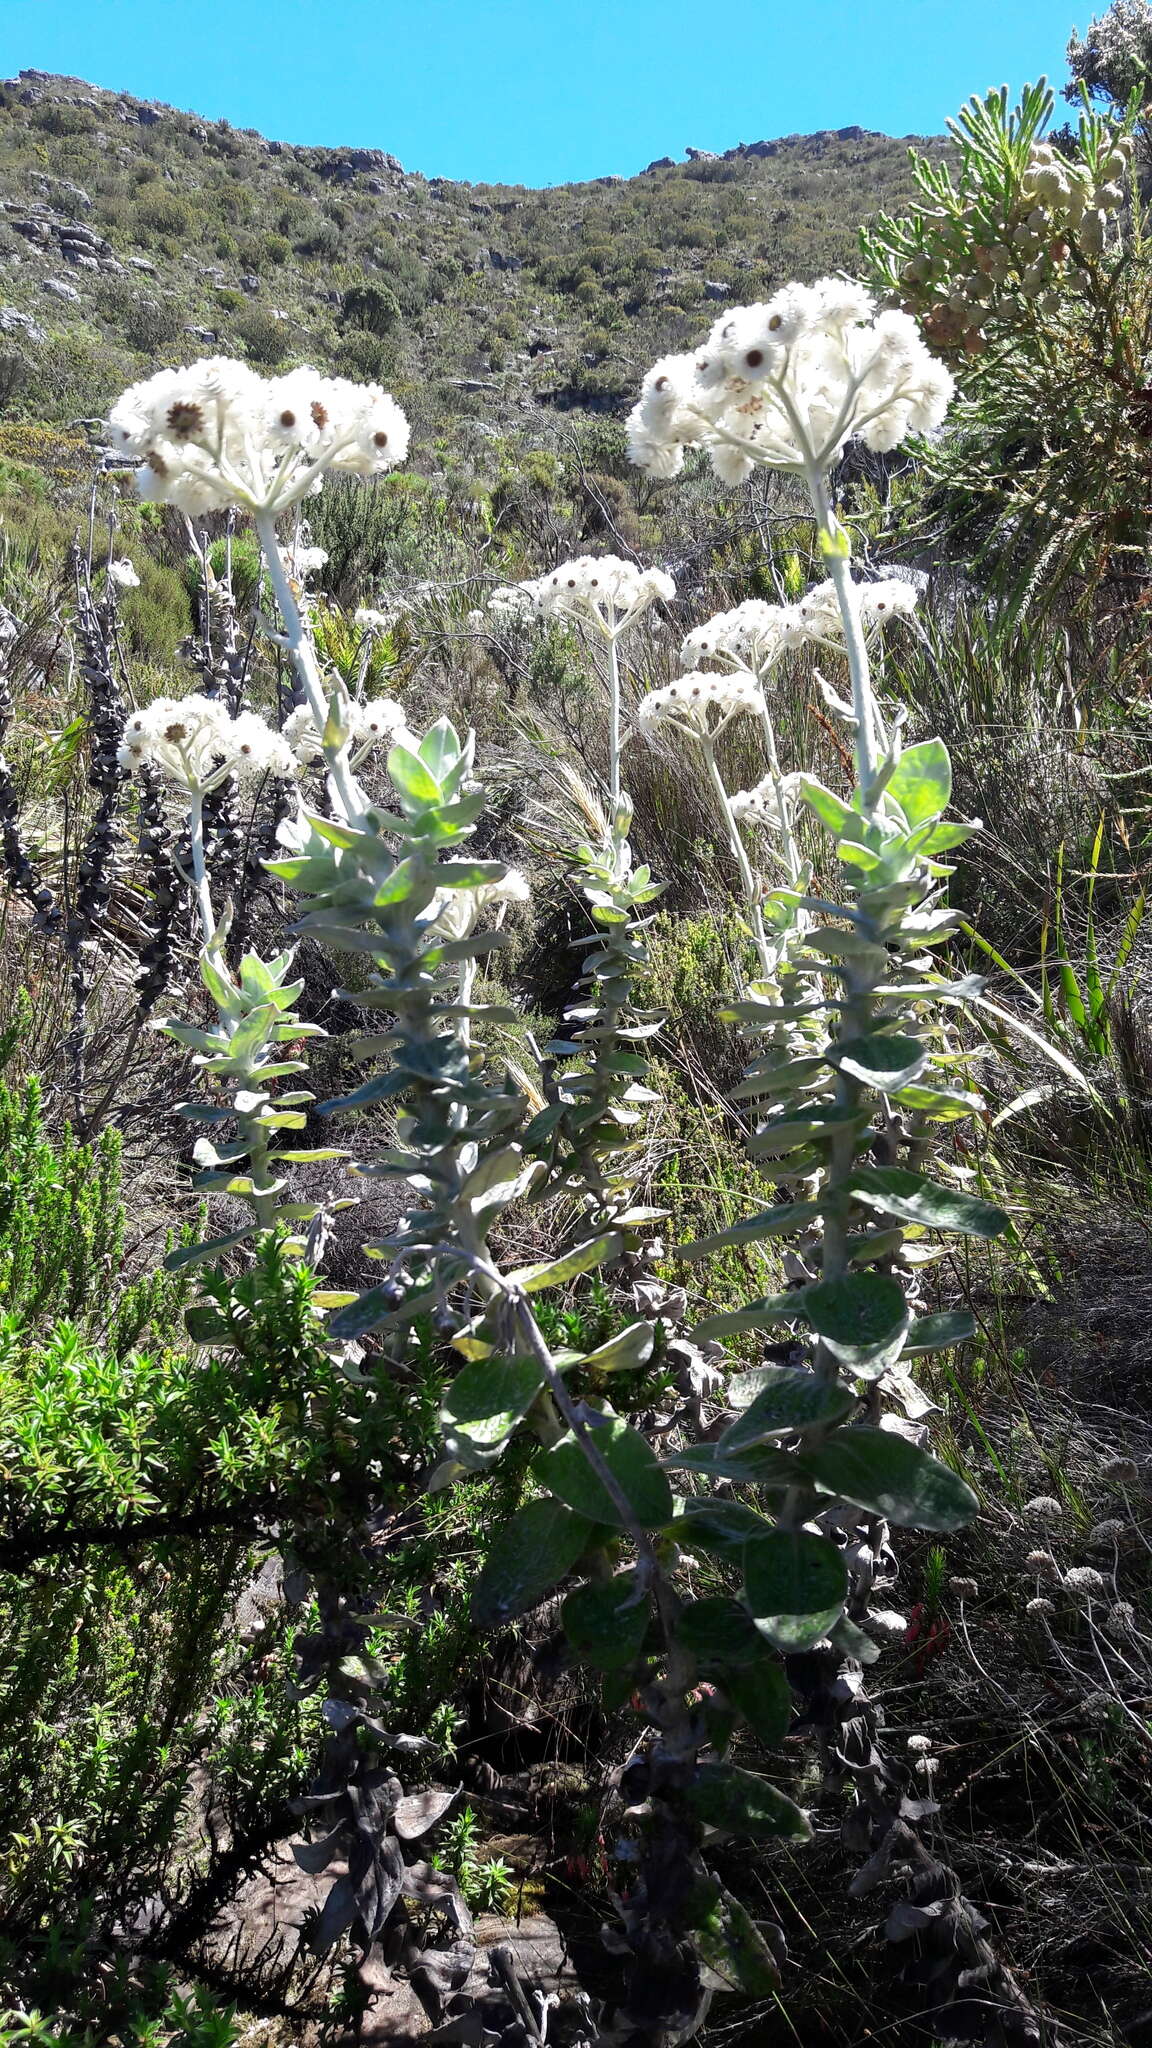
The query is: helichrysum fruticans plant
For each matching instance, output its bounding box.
[107,360,416,1268]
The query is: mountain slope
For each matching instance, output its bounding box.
[0,69,945,441]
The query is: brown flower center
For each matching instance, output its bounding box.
[745,349,764,367]
[166,400,205,440]
[279,409,296,428]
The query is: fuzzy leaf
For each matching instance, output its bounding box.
[541,1417,673,1528]
[798,1271,910,1365]
[562,1571,650,1669]
[164,1228,253,1271]
[471,1498,595,1627]
[680,1203,821,1260]
[440,1356,544,1466]
[806,1426,979,1531]
[687,1762,811,1841]
[901,1311,977,1355]
[722,1661,793,1749]
[674,1498,779,1555]
[830,1033,928,1092]
[849,1166,1008,1237]
[676,1596,770,1667]
[720,1366,855,1449]
[388,740,442,804]
[695,1887,784,1995]
[742,1529,849,1649]
[886,739,952,826]
[509,1233,623,1293]
[579,1321,656,1373]
[693,1294,799,1341]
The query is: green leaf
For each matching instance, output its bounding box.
[471,1498,595,1627]
[798,778,853,835]
[686,1762,811,1841]
[830,1033,928,1092]
[693,1293,799,1341]
[541,1417,673,1528]
[662,1442,796,1486]
[719,1367,856,1449]
[164,1228,253,1271]
[742,1530,849,1649]
[806,1426,978,1531]
[888,1083,985,1121]
[509,1233,623,1293]
[797,1271,910,1366]
[680,1203,820,1260]
[440,1356,544,1467]
[562,1572,650,1669]
[694,1888,783,1996]
[901,1311,977,1355]
[184,1306,232,1345]
[676,1597,771,1667]
[722,1661,793,1749]
[848,1166,1008,1237]
[388,740,442,804]
[418,717,462,782]
[885,739,952,827]
[580,1321,656,1374]
[674,1498,779,1556]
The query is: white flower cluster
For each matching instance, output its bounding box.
[730,770,804,831]
[682,577,918,674]
[635,669,766,737]
[106,558,141,590]
[281,542,328,582]
[799,575,919,641]
[682,600,802,672]
[283,697,413,766]
[118,694,297,791]
[627,278,954,481]
[108,358,410,516]
[354,607,392,634]
[489,555,675,634]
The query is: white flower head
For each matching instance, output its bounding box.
[284,543,328,580]
[1064,1566,1107,1599]
[107,558,140,590]
[108,358,410,516]
[117,694,295,792]
[730,771,804,832]
[489,556,675,637]
[681,599,803,673]
[1024,1495,1065,1521]
[635,668,765,739]
[354,606,391,634]
[628,279,954,483]
[285,695,413,767]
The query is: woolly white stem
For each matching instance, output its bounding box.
[255,511,363,822]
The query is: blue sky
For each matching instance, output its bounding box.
[2,1,1081,186]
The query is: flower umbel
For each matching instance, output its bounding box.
[627,278,954,482]
[108,358,410,516]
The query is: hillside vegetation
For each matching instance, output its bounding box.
[0,69,943,433]
[0,22,1152,2048]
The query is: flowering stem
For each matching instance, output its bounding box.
[186,789,218,945]
[757,699,803,889]
[254,511,362,822]
[608,630,622,811]
[802,466,879,813]
[701,737,773,984]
